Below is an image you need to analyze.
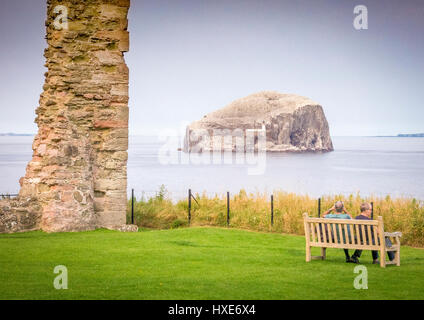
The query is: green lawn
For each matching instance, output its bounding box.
[0,227,423,300]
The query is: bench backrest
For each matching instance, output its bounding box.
[303,213,384,250]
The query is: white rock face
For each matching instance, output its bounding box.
[184,91,334,153]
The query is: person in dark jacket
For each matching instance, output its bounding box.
[351,202,395,264]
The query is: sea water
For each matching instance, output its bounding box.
[0,136,423,200]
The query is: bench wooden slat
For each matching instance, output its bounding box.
[308,242,380,250]
[385,232,402,238]
[386,245,400,252]
[350,224,354,245]
[331,223,336,244]
[354,224,360,245]
[367,225,372,246]
[317,223,322,244]
[373,225,380,246]
[313,223,318,244]
[310,221,316,243]
[327,223,333,244]
[343,224,350,245]
[306,217,378,225]
[361,224,366,245]
[337,223,345,245]
[322,223,328,243]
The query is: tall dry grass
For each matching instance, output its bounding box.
[127,187,424,247]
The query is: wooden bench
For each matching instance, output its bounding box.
[303,213,402,268]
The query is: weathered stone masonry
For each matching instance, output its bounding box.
[0,0,131,233]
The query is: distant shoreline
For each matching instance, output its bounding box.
[371,134,424,138]
[0,133,34,137]
[396,133,424,137]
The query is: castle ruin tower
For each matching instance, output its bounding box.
[16,0,130,232]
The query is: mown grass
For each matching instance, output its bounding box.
[1,227,424,300]
[127,187,424,247]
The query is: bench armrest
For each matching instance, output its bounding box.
[384,232,402,238]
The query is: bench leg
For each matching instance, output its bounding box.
[380,247,386,268]
[396,247,400,266]
[395,237,401,266]
[321,248,326,260]
[306,245,311,262]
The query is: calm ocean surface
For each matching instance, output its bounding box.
[1,136,423,200]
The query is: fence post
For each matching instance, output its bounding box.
[371,201,374,220]
[318,198,321,217]
[227,192,230,227]
[271,195,274,227]
[131,189,134,225]
[188,189,192,225]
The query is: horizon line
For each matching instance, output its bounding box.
[2,133,424,138]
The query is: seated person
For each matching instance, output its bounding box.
[351,202,395,264]
[323,201,354,263]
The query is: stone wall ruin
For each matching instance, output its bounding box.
[0,0,132,233]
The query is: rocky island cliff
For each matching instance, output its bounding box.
[184,91,334,153]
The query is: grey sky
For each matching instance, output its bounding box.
[0,0,423,136]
